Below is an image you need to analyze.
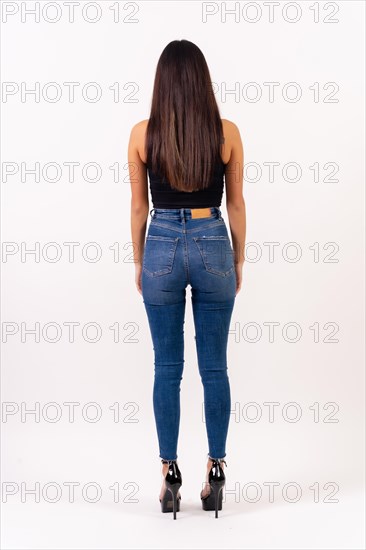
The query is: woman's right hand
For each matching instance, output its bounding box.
[235,262,244,295]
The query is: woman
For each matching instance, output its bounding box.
[128,39,246,519]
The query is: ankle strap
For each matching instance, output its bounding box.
[161,459,178,464]
[208,456,228,467]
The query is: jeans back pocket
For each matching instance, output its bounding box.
[143,235,179,277]
[193,235,234,277]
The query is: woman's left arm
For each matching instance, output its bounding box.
[127,122,149,292]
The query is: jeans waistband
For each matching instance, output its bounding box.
[150,207,222,221]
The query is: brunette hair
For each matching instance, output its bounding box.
[145,40,224,192]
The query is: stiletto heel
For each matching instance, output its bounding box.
[200,458,227,518]
[159,459,182,519]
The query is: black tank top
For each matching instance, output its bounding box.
[147,157,226,209]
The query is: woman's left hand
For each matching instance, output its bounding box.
[135,263,143,295]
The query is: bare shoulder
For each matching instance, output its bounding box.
[221,119,242,164]
[129,119,149,163]
[221,118,241,137]
[222,119,243,149]
[130,118,149,136]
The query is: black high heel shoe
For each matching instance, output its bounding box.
[159,459,182,519]
[200,458,227,518]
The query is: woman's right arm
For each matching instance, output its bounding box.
[224,120,246,293]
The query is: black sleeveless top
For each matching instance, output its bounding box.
[147,157,226,209]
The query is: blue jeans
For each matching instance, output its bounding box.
[141,207,236,461]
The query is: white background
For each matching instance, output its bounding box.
[1,1,365,548]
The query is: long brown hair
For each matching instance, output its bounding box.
[145,40,224,192]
